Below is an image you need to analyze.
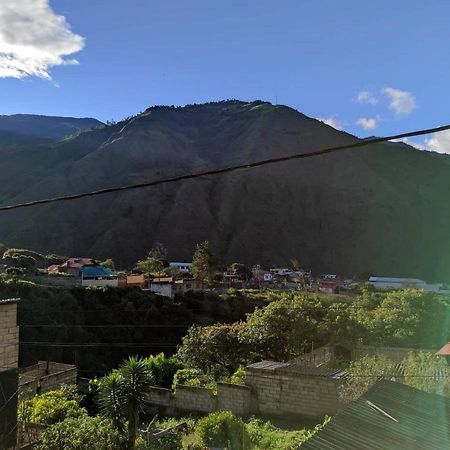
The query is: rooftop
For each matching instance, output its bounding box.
[301,380,450,450]
[246,360,344,378]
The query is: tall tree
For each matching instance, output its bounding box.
[135,244,167,277]
[191,241,217,285]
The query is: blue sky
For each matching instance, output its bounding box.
[1,0,450,151]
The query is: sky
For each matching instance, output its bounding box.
[1,0,450,152]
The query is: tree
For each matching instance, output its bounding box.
[231,262,252,281]
[135,245,167,277]
[99,356,154,450]
[403,351,450,395]
[339,355,398,402]
[37,416,124,450]
[177,323,245,373]
[191,241,217,285]
[145,353,184,389]
[100,258,115,270]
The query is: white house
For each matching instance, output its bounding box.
[368,276,442,292]
[169,262,192,273]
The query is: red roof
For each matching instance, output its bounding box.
[436,342,450,356]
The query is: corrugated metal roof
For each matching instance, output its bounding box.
[80,266,116,277]
[300,380,450,449]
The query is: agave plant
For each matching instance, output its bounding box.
[99,356,154,449]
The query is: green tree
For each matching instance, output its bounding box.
[135,245,167,277]
[230,262,252,281]
[177,323,245,373]
[403,351,450,395]
[339,355,397,402]
[99,356,154,450]
[37,416,124,450]
[191,241,217,285]
[100,258,115,270]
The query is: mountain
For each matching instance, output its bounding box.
[0,101,449,281]
[0,114,103,142]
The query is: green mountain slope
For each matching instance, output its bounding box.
[0,101,449,280]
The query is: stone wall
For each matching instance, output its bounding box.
[19,361,77,399]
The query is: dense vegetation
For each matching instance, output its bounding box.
[0,279,266,374]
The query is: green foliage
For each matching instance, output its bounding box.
[339,355,398,402]
[100,258,115,270]
[195,411,248,450]
[99,356,154,449]
[135,246,167,276]
[18,388,87,425]
[172,368,215,390]
[177,323,245,373]
[37,416,124,450]
[145,353,184,389]
[245,418,314,450]
[403,351,450,395]
[230,367,246,385]
[191,241,217,284]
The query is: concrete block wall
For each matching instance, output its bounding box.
[216,383,251,416]
[245,370,342,419]
[0,300,19,371]
[173,385,216,412]
[19,361,77,399]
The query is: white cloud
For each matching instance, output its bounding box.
[424,130,450,154]
[317,116,343,130]
[356,116,378,130]
[356,91,378,105]
[390,137,427,150]
[0,0,85,79]
[382,87,416,116]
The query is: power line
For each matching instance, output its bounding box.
[1,123,449,212]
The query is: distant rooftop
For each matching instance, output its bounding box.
[246,360,344,378]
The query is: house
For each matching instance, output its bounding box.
[368,276,443,292]
[148,277,174,298]
[252,268,273,284]
[318,274,340,293]
[80,266,118,287]
[49,257,94,276]
[169,262,192,273]
[173,278,202,296]
[301,380,450,450]
[126,274,146,288]
[270,267,294,276]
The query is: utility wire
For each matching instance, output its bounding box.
[1,123,449,212]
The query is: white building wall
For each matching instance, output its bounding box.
[81,278,119,288]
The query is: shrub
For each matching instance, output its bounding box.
[146,353,184,389]
[230,367,246,385]
[195,411,248,450]
[18,388,87,425]
[37,416,124,450]
[172,368,215,390]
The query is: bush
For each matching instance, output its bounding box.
[146,353,184,389]
[37,416,124,450]
[195,411,248,450]
[18,388,87,425]
[172,368,215,390]
[230,367,246,385]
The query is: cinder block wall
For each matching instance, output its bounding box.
[0,300,19,371]
[245,370,342,418]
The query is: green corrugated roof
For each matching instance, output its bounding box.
[301,380,450,449]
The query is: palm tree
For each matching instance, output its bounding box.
[99,356,154,450]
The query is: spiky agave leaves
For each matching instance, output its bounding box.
[99,357,154,449]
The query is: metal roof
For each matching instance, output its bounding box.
[300,380,450,449]
[0,298,19,305]
[80,266,116,277]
